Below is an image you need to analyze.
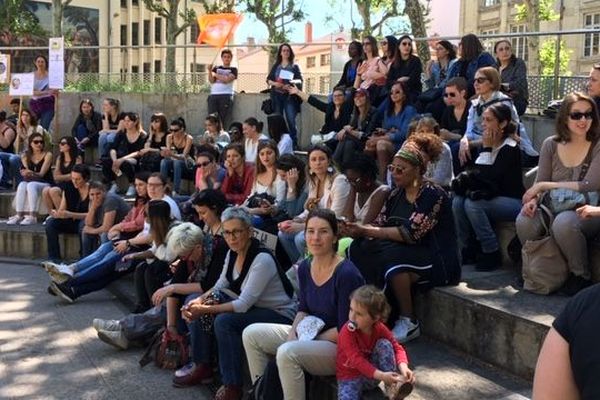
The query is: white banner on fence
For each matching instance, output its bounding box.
[0,54,9,85]
[49,37,65,89]
[9,73,34,96]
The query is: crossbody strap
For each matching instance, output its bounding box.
[578,139,597,181]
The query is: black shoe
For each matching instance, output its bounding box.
[461,247,478,265]
[47,285,57,296]
[50,281,76,303]
[559,274,592,296]
[476,250,502,271]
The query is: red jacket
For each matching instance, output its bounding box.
[336,321,409,380]
[221,163,255,205]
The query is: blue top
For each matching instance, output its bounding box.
[380,104,418,150]
[297,258,365,331]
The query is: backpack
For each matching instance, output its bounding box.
[139,327,189,370]
[245,360,283,400]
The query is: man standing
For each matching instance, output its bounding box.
[207,49,237,127]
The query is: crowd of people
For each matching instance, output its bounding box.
[1,33,600,399]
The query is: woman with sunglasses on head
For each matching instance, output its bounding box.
[138,112,168,172]
[387,35,423,105]
[459,67,537,168]
[160,117,195,197]
[517,93,600,296]
[354,36,388,106]
[70,99,102,157]
[267,43,303,146]
[452,103,525,271]
[102,111,147,197]
[346,134,460,343]
[42,136,82,214]
[494,39,529,116]
[7,132,53,225]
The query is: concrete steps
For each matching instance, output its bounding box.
[415,264,565,381]
[0,223,80,260]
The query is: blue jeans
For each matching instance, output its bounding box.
[160,158,193,193]
[45,217,85,262]
[98,131,117,158]
[38,109,55,131]
[270,91,298,143]
[0,152,22,186]
[453,195,521,254]
[190,308,292,386]
[277,230,305,263]
[68,242,125,298]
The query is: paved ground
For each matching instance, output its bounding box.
[0,262,212,400]
[0,261,532,400]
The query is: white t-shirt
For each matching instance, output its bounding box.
[277,134,294,156]
[210,65,238,95]
[245,134,269,163]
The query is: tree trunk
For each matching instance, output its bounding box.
[165,4,177,74]
[404,0,429,63]
[524,0,541,75]
[52,0,63,37]
[354,1,371,36]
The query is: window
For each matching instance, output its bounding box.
[510,24,528,61]
[320,54,330,66]
[132,0,138,5]
[306,56,316,68]
[143,63,151,73]
[305,77,314,92]
[584,13,600,58]
[319,76,330,94]
[131,65,139,73]
[155,18,163,44]
[480,28,499,53]
[132,22,139,46]
[482,0,499,6]
[154,60,161,73]
[120,25,127,46]
[120,0,126,8]
[143,20,150,46]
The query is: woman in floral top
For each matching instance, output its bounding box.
[346,133,460,344]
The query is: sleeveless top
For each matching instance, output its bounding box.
[28,153,53,183]
[354,184,390,223]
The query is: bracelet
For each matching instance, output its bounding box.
[126,240,131,248]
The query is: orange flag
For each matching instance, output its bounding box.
[197,13,243,48]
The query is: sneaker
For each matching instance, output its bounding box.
[47,285,57,296]
[93,318,122,332]
[125,184,136,197]
[50,281,76,303]
[57,263,75,277]
[42,261,61,273]
[20,215,37,225]
[385,381,414,400]
[42,215,52,225]
[108,183,118,194]
[6,215,22,225]
[392,317,421,343]
[175,362,196,378]
[172,363,214,387]
[97,329,130,350]
[44,262,72,284]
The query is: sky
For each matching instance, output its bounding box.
[233,0,460,45]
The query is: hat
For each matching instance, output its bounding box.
[394,140,426,168]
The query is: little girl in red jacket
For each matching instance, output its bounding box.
[337,285,415,400]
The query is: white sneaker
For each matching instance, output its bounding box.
[125,185,136,197]
[57,263,75,277]
[97,329,129,350]
[175,362,196,378]
[6,215,22,225]
[20,215,37,225]
[43,215,52,225]
[392,317,421,343]
[109,183,118,194]
[93,318,122,332]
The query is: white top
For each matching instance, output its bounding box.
[210,65,237,95]
[354,184,390,223]
[245,134,269,163]
[277,134,294,156]
[249,174,286,204]
[297,173,351,220]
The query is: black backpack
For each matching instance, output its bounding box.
[245,360,283,400]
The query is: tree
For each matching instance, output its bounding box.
[403,0,430,63]
[51,0,73,37]
[353,0,401,37]
[193,0,235,13]
[515,0,559,75]
[243,0,305,64]
[539,38,570,76]
[142,0,197,73]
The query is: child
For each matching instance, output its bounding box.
[413,116,453,188]
[337,285,415,400]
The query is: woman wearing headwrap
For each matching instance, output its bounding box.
[345,133,461,343]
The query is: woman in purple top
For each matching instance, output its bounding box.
[243,208,365,400]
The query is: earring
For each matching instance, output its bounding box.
[413,179,419,187]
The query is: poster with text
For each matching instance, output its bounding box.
[0,54,9,84]
[9,73,34,96]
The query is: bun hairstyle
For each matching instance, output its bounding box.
[485,103,517,139]
[350,285,391,321]
[244,117,264,133]
[206,113,223,131]
[171,117,186,130]
[404,133,444,171]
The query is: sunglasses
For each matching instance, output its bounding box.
[496,46,511,52]
[474,77,489,84]
[32,140,43,144]
[569,112,594,121]
[400,42,412,46]
[444,92,457,98]
[387,164,408,173]
[169,128,181,132]
[197,161,211,167]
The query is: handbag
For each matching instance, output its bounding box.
[261,98,274,115]
[521,204,569,295]
[542,139,599,214]
[139,327,189,370]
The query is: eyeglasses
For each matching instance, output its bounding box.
[387,164,408,174]
[223,228,246,239]
[569,111,594,121]
[444,92,457,98]
[59,141,68,145]
[197,161,211,167]
[474,77,489,84]
[169,128,181,132]
[400,42,412,46]
[32,140,43,144]
[496,46,511,52]
[380,41,388,45]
